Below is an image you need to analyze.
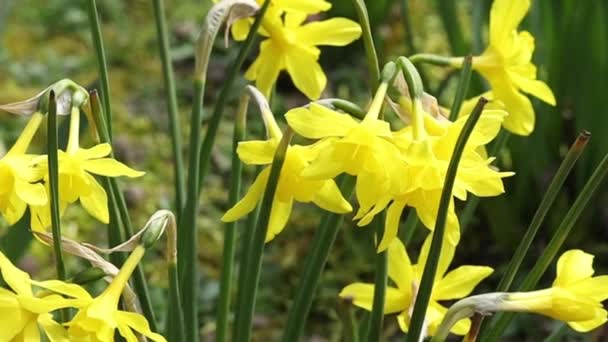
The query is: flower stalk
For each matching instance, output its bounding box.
[351,0,380,90]
[366,215,388,342]
[152,0,186,216]
[216,92,248,342]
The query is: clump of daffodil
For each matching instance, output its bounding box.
[340,236,493,337]
[0,251,90,340]
[0,112,47,225]
[232,1,361,99]
[500,249,608,332]
[221,87,351,242]
[30,104,144,231]
[64,245,166,341]
[286,78,408,225]
[451,0,556,135]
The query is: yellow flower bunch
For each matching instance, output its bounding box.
[340,237,493,336]
[285,79,512,250]
[231,0,362,99]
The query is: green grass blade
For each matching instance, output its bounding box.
[366,215,388,342]
[351,0,381,90]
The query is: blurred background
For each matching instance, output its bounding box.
[0,0,606,340]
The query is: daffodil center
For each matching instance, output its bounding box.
[263,18,296,49]
[474,47,505,72]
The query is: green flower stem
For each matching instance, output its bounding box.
[196,0,270,195]
[367,215,388,342]
[233,199,261,339]
[86,0,113,139]
[484,151,608,342]
[338,300,360,342]
[448,55,472,121]
[436,0,468,55]
[331,99,366,119]
[89,91,158,331]
[46,91,68,322]
[409,53,453,67]
[165,213,185,342]
[496,131,590,292]
[234,130,293,342]
[281,176,356,342]
[406,97,488,342]
[459,129,510,232]
[152,0,186,216]
[179,79,206,342]
[216,93,248,342]
[400,0,428,89]
[351,0,380,90]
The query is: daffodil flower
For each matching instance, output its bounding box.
[286,82,408,223]
[221,97,351,242]
[372,107,513,250]
[340,237,493,337]
[240,9,361,99]
[452,0,556,135]
[0,251,88,341]
[65,245,166,341]
[30,107,144,231]
[0,112,47,225]
[501,249,608,332]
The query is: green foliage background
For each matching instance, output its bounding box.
[0,0,606,340]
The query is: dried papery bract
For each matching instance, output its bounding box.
[0,79,88,117]
[194,0,260,81]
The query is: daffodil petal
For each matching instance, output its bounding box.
[75,143,112,160]
[285,104,359,139]
[251,40,284,98]
[492,82,535,135]
[0,251,33,296]
[285,46,326,100]
[387,237,413,293]
[378,200,406,253]
[82,158,145,178]
[230,18,250,41]
[265,197,293,242]
[273,0,331,13]
[434,266,493,300]
[416,234,455,280]
[79,173,109,224]
[222,167,270,222]
[33,280,92,301]
[312,180,352,213]
[118,311,166,342]
[489,0,530,46]
[14,179,47,206]
[508,71,556,105]
[339,283,406,314]
[567,308,608,333]
[569,276,608,302]
[237,140,278,165]
[38,313,70,342]
[296,18,362,46]
[554,249,595,287]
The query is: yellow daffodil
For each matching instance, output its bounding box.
[0,112,47,225]
[0,251,89,341]
[286,83,408,225]
[66,245,166,341]
[240,9,361,99]
[340,237,493,337]
[221,101,351,242]
[30,107,144,231]
[501,250,608,332]
[453,0,556,135]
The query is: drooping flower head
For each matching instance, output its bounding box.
[0,112,47,225]
[30,105,144,231]
[233,1,361,99]
[286,82,408,224]
[66,245,166,341]
[501,249,608,332]
[453,0,556,135]
[221,87,351,242]
[340,237,493,337]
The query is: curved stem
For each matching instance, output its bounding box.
[351,0,380,90]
